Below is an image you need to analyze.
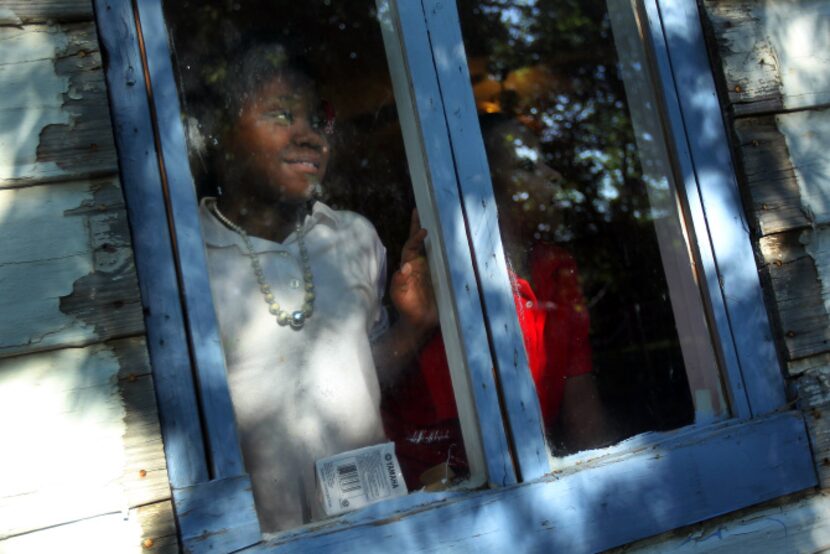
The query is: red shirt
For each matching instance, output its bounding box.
[381,244,591,486]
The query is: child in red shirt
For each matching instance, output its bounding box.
[382,116,605,488]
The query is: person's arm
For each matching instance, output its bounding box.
[372,210,439,387]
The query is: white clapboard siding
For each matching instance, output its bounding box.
[0,0,92,25]
[0,178,143,358]
[0,339,170,540]
[704,0,830,116]
[0,500,178,554]
[0,23,117,189]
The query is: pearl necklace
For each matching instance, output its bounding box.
[209,199,315,329]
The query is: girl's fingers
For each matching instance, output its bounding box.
[409,208,421,238]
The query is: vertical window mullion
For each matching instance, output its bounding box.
[132,0,247,479]
[609,0,729,424]
[419,0,549,481]
[642,0,784,417]
[379,0,518,486]
[93,0,210,488]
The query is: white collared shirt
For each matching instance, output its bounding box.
[199,198,388,532]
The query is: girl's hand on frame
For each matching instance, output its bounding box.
[391,209,439,337]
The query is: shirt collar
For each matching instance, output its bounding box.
[199,196,339,252]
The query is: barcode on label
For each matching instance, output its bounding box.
[337,462,361,494]
[316,442,407,516]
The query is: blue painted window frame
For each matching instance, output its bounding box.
[93,0,817,552]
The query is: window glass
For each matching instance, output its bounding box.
[455,0,728,455]
[162,1,471,533]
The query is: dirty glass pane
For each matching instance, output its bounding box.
[162,1,469,533]
[456,0,727,455]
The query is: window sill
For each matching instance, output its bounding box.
[241,411,815,553]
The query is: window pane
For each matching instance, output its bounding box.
[454,0,727,455]
[162,1,472,533]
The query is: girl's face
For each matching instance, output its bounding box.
[487,121,562,238]
[226,73,330,203]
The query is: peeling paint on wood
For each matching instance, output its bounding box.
[0,178,143,358]
[760,230,830,360]
[778,108,830,226]
[0,23,117,188]
[0,500,177,554]
[704,0,830,116]
[0,7,23,26]
[703,0,783,114]
[0,1,93,25]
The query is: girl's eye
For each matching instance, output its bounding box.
[267,110,292,124]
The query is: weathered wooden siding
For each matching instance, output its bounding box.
[0,340,168,537]
[617,0,830,550]
[0,178,143,356]
[0,1,175,551]
[704,0,830,117]
[704,0,830,363]
[0,23,117,188]
[0,1,92,25]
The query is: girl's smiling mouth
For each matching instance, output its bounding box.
[283,158,322,173]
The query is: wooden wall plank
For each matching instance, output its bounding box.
[790,352,830,377]
[0,500,177,554]
[702,0,783,115]
[0,178,143,358]
[760,229,830,360]
[135,500,179,554]
[115,338,173,509]
[0,23,117,189]
[0,1,92,25]
[739,109,830,234]
[703,0,830,117]
[0,339,169,539]
[734,116,810,235]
